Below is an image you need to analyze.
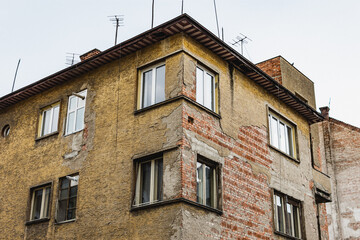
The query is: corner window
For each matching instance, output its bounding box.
[57,174,79,222]
[66,90,87,135]
[268,112,296,158]
[274,191,302,239]
[39,102,60,137]
[196,66,215,111]
[29,184,51,221]
[140,64,165,108]
[134,157,163,206]
[196,156,219,208]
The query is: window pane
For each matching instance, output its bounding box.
[155,159,163,201]
[204,73,213,110]
[141,161,151,203]
[69,96,77,111]
[270,117,279,148]
[66,112,75,134]
[43,187,51,218]
[287,126,294,157]
[286,203,293,236]
[293,205,300,238]
[155,65,165,104]
[196,162,203,204]
[70,175,79,187]
[142,70,153,108]
[77,94,86,108]
[61,178,69,189]
[279,122,286,153]
[70,186,78,198]
[205,165,212,207]
[51,105,59,133]
[75,107,85,131]
[32,189,43,220]
[68,197,77,209]
[196,68,204,105]
[60,189,69,200]
[276,195,284,233]
[42,109,51,136]
[67,209,76,220]
[57,200,67,222]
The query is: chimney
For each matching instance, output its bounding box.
[256,56,282,84]
[319,106,330,120]
[80,48,101,61]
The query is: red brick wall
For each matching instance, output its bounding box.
[256,57,282,85]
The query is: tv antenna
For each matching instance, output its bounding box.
[108,15,124,45]
[65,53,80,66]
[11,59,21,92]
[213,0,220,38]
[230,33,252,55]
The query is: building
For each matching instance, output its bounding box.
[0,14,332,239]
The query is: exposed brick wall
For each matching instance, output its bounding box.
[256,57,282,84]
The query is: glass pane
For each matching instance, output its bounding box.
[196,162,203,204]
[270,117,279,148]
[69,96,77,111]
[42,109,51,136]
[51,105,59,133]
[155,65,165,104]
[293,205,300,238]
[279,122,286,153]
[141,161,151,203]
[57,200,67,222]
[43,187,51,218]
[60,189,69,200]
[286,203,293,236]
[67,209,76,220]
[75,107,85,131]
[205,165,212,207]
[70,175,79,187]
[204,73,213,110]
[61,178,69,189]
[32,189,43,220]
[142,70,153,108]
[77,93,86,108]
[276,195,284,233]
[68,197,77,209]
[287,126,294,157]
[196,68,204,105]
[155,159,163,201]
[70,186,78,197]
[66,112,75,134]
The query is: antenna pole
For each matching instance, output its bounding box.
[213,0,220,38]
[181,0,184,14]
[222,27,224,41]
[115,16,119,45]
[11,59,21,92]
[151,0,155,28]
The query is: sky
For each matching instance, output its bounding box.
[1,0,359,127]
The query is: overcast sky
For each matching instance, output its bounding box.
[1,0,359,127]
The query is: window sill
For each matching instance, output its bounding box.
[134,95,221,119]
[55,219,76,225]
[35,131,59,141]
[63,129,84,137]
[274,230,302,240]
[269,145,300,163]
[25,218,50,226]
[130,197,222,215]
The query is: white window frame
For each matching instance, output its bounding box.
[273,191,302,239]
[134,157,163,206]
[139,63,166,108]
[196,158,218,209]
[268,112,296,158]
[29,185,51,221]
[65,90,87,135]
[39,102,60,137]
[196,66,216,111]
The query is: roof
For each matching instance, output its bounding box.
[0,14,323,123]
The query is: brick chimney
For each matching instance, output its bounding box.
[80,48,101,61]
[319,106,330,120]
[256,56,282,84]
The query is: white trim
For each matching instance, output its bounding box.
[140,63,165,109]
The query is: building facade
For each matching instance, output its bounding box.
[0,15,331,239]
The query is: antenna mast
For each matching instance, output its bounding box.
[65,53,80,66]
[213,0,220,38]
[151,0,155,28]
[11,59,21,92]
[231,33,252,55]
[109,15,124,45]
[181,0,184,14]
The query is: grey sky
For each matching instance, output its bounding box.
[1,0,359,127]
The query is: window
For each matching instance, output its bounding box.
[29,185,51,221]
[140,64,165,108]
[39,102,60,137]
[134,157,163,206]
[2,124,10,137]
[57,175,79,222]
[66,90,87,135]
[273,191,302,239]
[268,112,296,158]
[196,157,219,208]
[196,66,215,111]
